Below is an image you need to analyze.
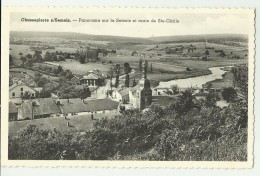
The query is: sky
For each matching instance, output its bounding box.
[9,9,250,38]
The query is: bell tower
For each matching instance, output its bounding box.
[136,60,152,110]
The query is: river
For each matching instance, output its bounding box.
[157,66,229,89]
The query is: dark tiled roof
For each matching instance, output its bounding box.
[55,98,87,114]
[20,98,61,119]
[9,102,18,114]
[83,98,119,112]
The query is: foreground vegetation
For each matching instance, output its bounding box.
[9,65,248,161]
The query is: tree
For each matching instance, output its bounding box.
[170,85,179,94]
[57,65,63,74]
[114,63,121,88]
[26,54,33,60]
[131,51,137,56]
[79,54,86,64]
[80,87,91,99]
[132,79,137,87]
[124,62,132,87]
[44,51,51,61]
[33,50,43,62]
[9,54,14,66]
[174,89,196,115]
[205,92,220,107]
[21,91,32,100]
[20,56,27,66]
[139,58,143,71]
[145,60,148,73]
[222,87,237,102]
[186,67,191,71]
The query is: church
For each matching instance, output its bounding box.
[112,61,173,111]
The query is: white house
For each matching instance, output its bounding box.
[9,82,37,99]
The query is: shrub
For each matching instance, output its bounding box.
[222,87,237,102]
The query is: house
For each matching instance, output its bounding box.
[9,102,18,121]
[55,98,89,116]
[9,82,37,99]
[111,88,130,103]
[18,98,61,120]
[80,73,100,87]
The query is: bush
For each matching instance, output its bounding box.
[222,87,237,102]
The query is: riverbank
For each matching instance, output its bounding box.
[202,70,234,89]
[129,68,211,84]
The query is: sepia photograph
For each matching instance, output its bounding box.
[1,7,255,168]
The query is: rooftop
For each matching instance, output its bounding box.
[83,98,119,112]
[20,98,61,119]
[55,98,87,114]
[9,102,18,114]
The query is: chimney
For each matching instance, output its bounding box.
[82,99,85,103]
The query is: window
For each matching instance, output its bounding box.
[21,88,23,91]
[12,92,15,97]
[32,93,34,97]
[21,92,23,96]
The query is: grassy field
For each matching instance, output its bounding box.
[159,58,247,70]
[59,59,112,75]
[9,112,118,136]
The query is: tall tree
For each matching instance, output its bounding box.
[79,54,86,64]
[114,63,121,88]
[9,54,14,66]
[124,62,132,87]
[20,56,27,66]
[139,58,142,72]
[132,79,137,87]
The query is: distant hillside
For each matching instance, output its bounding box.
[149,34,248,43]
[10,31,248,44]
[10,31,155,44]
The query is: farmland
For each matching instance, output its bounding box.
[59,59,112,75]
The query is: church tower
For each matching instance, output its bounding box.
[136,60,152,110]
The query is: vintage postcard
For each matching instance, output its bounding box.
[1,7,255,168]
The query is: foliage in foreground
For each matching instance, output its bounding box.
[9,90,248,161]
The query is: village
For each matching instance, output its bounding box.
[8,32,248,136]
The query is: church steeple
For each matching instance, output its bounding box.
[139,60,150,90]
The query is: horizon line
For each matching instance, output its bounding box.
[9,31,248,39]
